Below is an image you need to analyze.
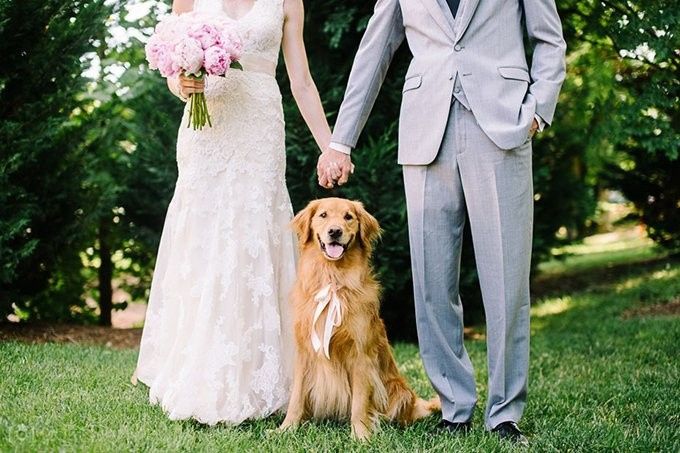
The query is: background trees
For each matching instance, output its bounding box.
[560,0,679,249]
[0,0,111,321]
[1,0,677,338]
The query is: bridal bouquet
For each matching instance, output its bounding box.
[145,13,243,130]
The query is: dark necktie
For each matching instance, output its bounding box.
[446,0,460,18]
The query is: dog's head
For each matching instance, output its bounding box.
[292,198,381,261]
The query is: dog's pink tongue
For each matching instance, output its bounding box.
[326,243,344,258]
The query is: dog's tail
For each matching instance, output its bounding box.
[385,378,441,424]
[413,395,441,419]
[385,378,416,424]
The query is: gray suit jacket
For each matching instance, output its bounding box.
[331,0,567,164]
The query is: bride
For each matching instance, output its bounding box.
[135,0,339,425]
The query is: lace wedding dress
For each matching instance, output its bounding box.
[135,0,296,425]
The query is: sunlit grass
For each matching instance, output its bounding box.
[615,266,679,292]
[539,226,663,276]
[532,296,572,318]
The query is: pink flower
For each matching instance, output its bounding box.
[172,37,204,76]
[188,23,223,50]
[144,35,167,69]
[155,14,187,41]
[204,46,232,76]
[145,12,242,80]
[220,29,243,61]
[158,53,180,78]
[146,37,180,77]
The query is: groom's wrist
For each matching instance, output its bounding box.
[534,114,546,132]
[329,142,352,155]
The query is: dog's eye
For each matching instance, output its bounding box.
[319,212,327,218]
[344,213,354,221]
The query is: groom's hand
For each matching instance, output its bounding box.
[528,118,539,139]
[317,148,353,189]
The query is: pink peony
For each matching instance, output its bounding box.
[220,29,243,61]
[158,53,180,78]
[188,23,223,50]
[144,35,167,70]
[204,46,232,76]
[154,14,187,43]
[172,37,204,76]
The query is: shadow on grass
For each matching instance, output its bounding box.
[532,254,679,300]
[532,255,679,332]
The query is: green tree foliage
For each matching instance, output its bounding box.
[603,1,679,250]
[75,1,181,325]
[0,0,111,321]
[560,0,679,248]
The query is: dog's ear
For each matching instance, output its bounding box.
[354,201,381,252]
[291,200,320,245]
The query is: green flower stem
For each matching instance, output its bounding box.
[198,94,205,130]
[204,94,212,128]
[193,93,198,130]
[186,92,193,129]
[183,72,211,130]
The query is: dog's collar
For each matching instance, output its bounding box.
[311,283,343,359]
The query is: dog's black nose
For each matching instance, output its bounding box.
[328,227,343,240]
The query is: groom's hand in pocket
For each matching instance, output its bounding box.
[528,118,539,139]
[317,148,353,189]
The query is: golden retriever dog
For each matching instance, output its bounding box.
[278,198,440,440]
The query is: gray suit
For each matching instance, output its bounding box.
[331,0,566,428]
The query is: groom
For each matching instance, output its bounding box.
[317,0,566,444]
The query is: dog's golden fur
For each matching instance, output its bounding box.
[279,198,440,440]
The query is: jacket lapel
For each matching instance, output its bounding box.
[417,0,456,42]
[453,0,480,43]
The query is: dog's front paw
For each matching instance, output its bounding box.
[351,421,373,442]
[277,419,299,432]
[267,426,291,436]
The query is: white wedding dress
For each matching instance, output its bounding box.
[135,0,297,425]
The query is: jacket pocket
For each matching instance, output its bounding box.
[498,66,531,82]
[402,74,423,93]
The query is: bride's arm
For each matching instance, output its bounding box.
[167,0,202,100]
[281,0,332,155]
[171,0,192,13]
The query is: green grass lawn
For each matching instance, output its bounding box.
[1,243,679,452]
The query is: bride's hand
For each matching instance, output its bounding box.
[317,148,354,189]
[178,74,205,98]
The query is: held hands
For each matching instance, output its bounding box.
[317,148,354,189]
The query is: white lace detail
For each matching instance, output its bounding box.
[194,0,283,64]
[136,0,296,426]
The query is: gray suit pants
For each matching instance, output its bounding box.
[403,100,533,429]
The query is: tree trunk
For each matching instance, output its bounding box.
[98,218,113,327]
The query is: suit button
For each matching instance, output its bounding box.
[454,44,463,51]
[449,75,453,80]
[454,87,461,94]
